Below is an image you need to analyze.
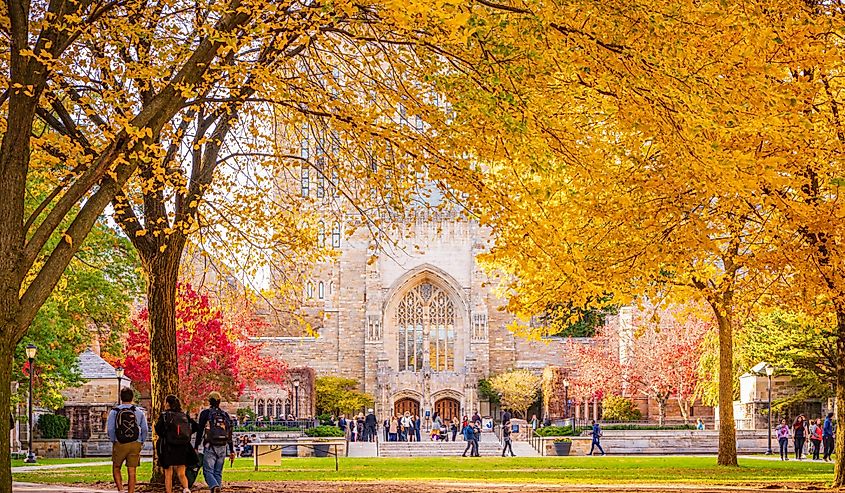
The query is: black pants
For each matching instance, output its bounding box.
[463,440,474,456]
[502,438,514,456]
[794,436,805,459]
[811,439,821,460]
[823,436,835,460]
[779,438,789,460]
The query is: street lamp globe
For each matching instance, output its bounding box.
[116,367,125,379]
[25,344,37,360]
[563,379,570,388]
[765,365,774,377]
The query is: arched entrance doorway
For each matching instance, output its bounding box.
[394,398,420,417]
[435,398,460,421]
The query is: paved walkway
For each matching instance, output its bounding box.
[347,440,378,457]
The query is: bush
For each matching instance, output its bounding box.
[304,425,345,438]
[317,413,334,426]
[601,395,642,422]
[535,425,574,437]
[236,407,256,422]
[37,414,70,439]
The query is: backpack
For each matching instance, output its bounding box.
[166,411,192,445]
[205,408,230,446]
[114,406,140,444]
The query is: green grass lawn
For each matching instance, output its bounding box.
[11,457,107,468]
[11,456,836,486]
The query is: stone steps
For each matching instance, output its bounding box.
[378,440,504,457]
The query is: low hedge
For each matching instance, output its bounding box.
[535,426,580,437]
[601,424,696,431]
[304,425,345,438]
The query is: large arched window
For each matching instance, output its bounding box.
[257,399,265,417]
[397,282,456,372]
[429,288,456,371]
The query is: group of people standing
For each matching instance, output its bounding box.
[338,409,378,442]
[775,413,836,461]
[107,388,236,493]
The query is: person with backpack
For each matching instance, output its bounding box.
[154,395,198,493]
[106,387,149,493]
[194,391,235,493]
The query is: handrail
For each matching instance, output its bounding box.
[528,428,544,456]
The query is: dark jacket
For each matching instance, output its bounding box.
[824,417,835,437]
[462,424,474,441]
[194,406,234,453]
[365,413,377,427]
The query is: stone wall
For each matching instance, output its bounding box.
[539,429,775,456]
[31,439,83,459]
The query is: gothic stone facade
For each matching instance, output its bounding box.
[253,217,587,420]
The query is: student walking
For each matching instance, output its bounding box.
[502,421,515,457]
[776,418,791,461]
[461,421,475,456]
[155,395,198,493]
[107,388,148,493]
[389,415,398,442]
[809,418,823,460]
[823,412,835,462]
[194,391,235,493]
[589,420,605,456]
[414,415,422,442]
[451,417,460,442]
[793,415,807,460]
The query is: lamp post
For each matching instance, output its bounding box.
[765,364,774,455]
[293,380,300,419]
[115,367,125,405]
[563,379,570,421]
[24,344,37,464]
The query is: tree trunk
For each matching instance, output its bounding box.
[0,340,14,493]
[832,308,845,488]
[714,309,738,466]
[657,397,666,427]
[141,252,181,485]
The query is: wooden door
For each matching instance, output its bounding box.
[394,398,420,417]
[435,398,460,421]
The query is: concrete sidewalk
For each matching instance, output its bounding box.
[12,458,152,473]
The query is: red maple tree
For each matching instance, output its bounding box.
[119,283,286,411]
[568,309,711,424]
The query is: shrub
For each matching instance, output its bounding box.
[534,425,574,437]
[304,425,345,438]
[236,407,256,422]
[37,414,70,439]
[317,413,334,426]
[601,395,642,421]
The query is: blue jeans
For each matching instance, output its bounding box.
[589,438,605,455]
[203,444,228,488]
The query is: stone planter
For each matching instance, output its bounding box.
[313,444,331,457]
[552,441,572,456]
[282,444,298,457]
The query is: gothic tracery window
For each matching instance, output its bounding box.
[397,282,456,372]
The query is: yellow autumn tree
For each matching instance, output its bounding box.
[425,0,845,474]
[489,369,542,420]
[0,0,475,489]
